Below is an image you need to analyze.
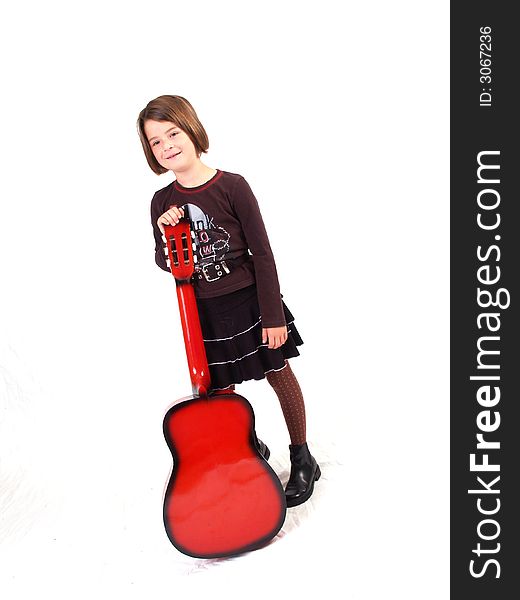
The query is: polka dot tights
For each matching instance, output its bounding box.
[265,361,306,445]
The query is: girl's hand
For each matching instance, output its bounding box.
[157,205,185,235]
[262,326,288,350]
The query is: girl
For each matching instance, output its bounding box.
[137,95,320,507]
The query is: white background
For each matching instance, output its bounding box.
[0,1,449,598]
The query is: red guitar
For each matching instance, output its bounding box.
[162,219,286,558]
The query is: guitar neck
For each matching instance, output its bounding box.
[164,221,211,396]
[175,281,210,396]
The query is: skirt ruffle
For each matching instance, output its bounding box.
[195,285,303,390]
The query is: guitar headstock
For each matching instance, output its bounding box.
[164,219,196,282]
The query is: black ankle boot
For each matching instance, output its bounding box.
[285,443,321,507]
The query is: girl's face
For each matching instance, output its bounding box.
[144,119,198,173]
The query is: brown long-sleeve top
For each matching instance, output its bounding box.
[150,170,285,328]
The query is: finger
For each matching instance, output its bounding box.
[165,210,181,224]
[160,216,176,232]
[163,212,178,226]
[168,206,184,221]
[262,328,268,344]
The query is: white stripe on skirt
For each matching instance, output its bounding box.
[203,317,262,342]
[210,362,289,391]
[207,328,293,366]
[203,319,294,343]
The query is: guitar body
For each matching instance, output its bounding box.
[161,220,286,558]
[163,392,286,558]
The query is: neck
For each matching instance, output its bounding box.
[174,161,216,188]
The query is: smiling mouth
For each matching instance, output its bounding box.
[165,151,181,160]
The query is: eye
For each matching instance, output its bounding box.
[151,140,160,147]
[169,131,178,138]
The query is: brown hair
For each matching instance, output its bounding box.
[137,95,209,174]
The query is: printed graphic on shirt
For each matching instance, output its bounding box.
[182,203,230,266]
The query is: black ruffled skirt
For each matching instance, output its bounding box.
[195,284,303,390]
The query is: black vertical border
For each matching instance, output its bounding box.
[451,3,519,598]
